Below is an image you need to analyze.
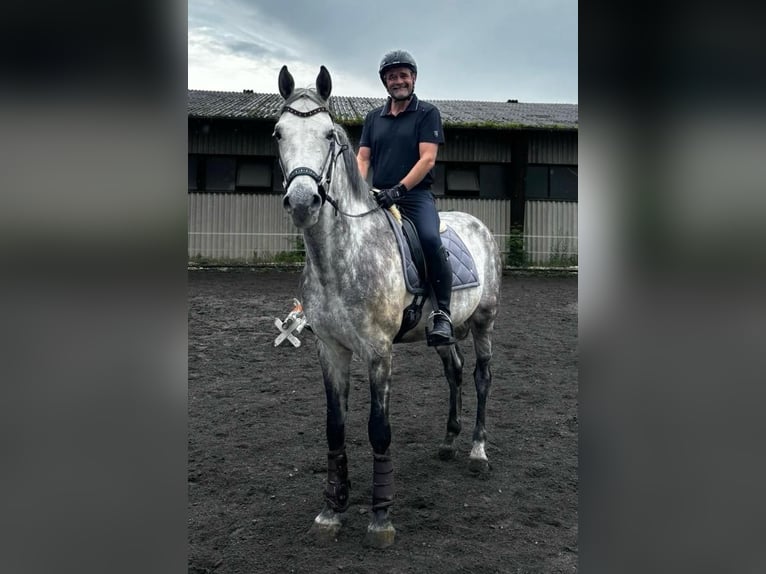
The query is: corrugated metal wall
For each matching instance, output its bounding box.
[440,130,513,163]
[528,131,578,164]
[188,193,513,262]
[188,193,301,261]
[187,121,578,266]
[188,194,577,266]
[523,200,578,265]
[436,197,511,254]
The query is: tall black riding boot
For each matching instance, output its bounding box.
[427,245,455,346]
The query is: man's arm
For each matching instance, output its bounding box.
[356,146,371,180]
[400,142,438,191]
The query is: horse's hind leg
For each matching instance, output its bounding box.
[469,311,496,474]
[436,343,464,460]
[309,341,352,542]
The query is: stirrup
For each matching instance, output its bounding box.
[426,310,455,346]
[427,310,452,324]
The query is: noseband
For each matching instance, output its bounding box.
[279,105,347,210]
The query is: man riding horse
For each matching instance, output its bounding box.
[356,50,455,346]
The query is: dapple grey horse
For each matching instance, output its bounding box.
[274,65,503,548]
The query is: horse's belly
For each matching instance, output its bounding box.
[395,284,483,344]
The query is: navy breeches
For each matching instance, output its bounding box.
[396,190,442,262]
[395,190,452,303]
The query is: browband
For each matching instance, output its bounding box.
[282,105,330,118]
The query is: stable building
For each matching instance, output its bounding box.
[188,90,578,265]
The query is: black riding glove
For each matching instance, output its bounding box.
[375,183,407,209]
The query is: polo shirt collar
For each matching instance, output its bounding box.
[381,94,420,116]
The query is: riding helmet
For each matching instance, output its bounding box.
[378,50,417,84]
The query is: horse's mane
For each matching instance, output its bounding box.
[333,124,370,200]
[281,89,370,201]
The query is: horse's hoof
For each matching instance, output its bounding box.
[309,520,342,543]
[468,457,491,475]
[309,509,343,543]
[364,523,396,548]
[438,444,457,461]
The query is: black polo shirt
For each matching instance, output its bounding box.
[359,94,445,191]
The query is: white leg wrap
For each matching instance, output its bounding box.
[469,441,487,461]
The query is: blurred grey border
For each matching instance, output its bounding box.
[2,2,765,573]
[0,2,188,573]
[580,2,766,573]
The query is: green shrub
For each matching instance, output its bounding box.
[506,225,527,267]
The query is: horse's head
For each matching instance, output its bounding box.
[275,65,335,229]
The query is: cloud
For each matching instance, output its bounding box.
[188,0,578,102]
[188,27,381,96]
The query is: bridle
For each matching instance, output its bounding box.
[278,104,379,218]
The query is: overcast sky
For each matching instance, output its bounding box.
[188,0,577,103]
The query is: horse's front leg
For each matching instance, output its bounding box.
[309,340,352,542]
[364,349,396,548]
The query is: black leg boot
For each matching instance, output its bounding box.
[324,448,350,512]
[427,245,455,346]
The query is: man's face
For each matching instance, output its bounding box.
[384,67,416,101]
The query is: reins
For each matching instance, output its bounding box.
[279,104,381,219]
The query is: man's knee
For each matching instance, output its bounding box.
[418,233,443,257]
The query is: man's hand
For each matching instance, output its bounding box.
[374,183,407,209]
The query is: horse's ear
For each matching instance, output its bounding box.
[278,65,295,100]
[316,65,332,101]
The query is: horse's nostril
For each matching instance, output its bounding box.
[282,195,291,210]
[312,195,322,208]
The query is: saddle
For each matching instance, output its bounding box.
[381,210,480,342]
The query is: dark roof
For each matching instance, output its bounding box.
[188,90,578,130]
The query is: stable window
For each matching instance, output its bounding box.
[193,156,280,193]
[236,159,272,189]
[188,156,198,191]
[478,164,506,199]
[525,165,578,201]
[550,166,578,201]
[445,165,480,198]
[206,157,236,191]
[525,165,549,199]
